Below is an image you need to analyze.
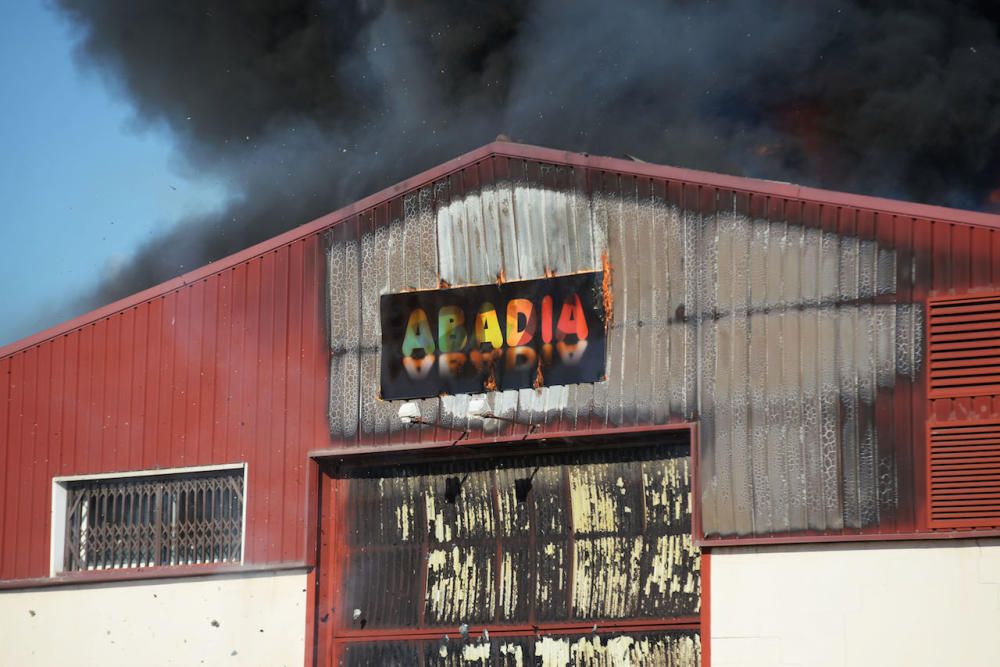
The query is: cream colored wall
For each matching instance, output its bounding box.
[711,539,1000,666]
[0,569,307,667]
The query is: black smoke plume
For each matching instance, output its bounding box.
[51,0,1000,314]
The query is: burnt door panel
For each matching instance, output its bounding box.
[331,436,700,635]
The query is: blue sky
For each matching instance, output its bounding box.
[0,2,226,347]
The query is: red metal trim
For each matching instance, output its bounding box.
[302,458,322,667]
[690,422,705,543]
[303,457,322,568]
[0,561,310,591]
[927,289,1000,305]
[5,142,999,361]
[697,527,1000,548]
[329,462,352,664]
[308,422,694,461]
[310,465,339,666]
[701,550,710,667]
[330,618,701,643]
[488,144,1000,232]
[924,416,1000,427]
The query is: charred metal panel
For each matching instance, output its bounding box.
[337,630,700,666]
[334,438,698,631]
[327,161,613,444]
[325,156,927,539]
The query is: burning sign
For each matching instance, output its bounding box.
[379,272,607,400]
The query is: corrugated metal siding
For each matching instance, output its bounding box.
[328,439,697,632]
[325,155,1000,539]
[5,143,1000,579]
[336,630,700,666]
[0,236,330,579]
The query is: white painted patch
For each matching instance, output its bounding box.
[711,540,1000,667]
[0,570,307,667]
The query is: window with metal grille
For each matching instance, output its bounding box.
[59,466,245,572]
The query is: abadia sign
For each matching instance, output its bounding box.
[379,272,607,400]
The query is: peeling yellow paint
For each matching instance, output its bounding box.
[461,642,492,662]
[537,633,700,666]
[536,636,571,666]
[425,545,494,624]
[424,471,496,545]
[395,500,412,542]
[499,641,524,666]
[643,534,700,600]
[573,537,643,618]
[349,447,700,633]
[499,550,520,620]
[537,541,567,611]
[642,458,691,525]
[570,464,629,533]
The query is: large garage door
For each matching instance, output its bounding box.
[315,433,701,665]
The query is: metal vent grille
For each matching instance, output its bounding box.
[929,293,1000,397]
[928,421,1000,528]
[64,468,244,571]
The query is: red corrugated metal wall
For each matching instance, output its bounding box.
[3,143,1000,580]
[928,227,1000,429]
[0,235,330,580]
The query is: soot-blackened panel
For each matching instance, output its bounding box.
[336,437,699,632]
[338,629,701,666]
[327,168,928,541]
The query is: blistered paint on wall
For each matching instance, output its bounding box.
[537,633,701,666]
[338,630,700,666]
[333,440,699,631]
[326,159,922,538]
[426,545,495,625]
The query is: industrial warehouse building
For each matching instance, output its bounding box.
[2,141,1000,666]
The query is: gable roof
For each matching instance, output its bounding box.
[3,140,999,358]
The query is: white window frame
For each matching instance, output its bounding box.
[50,462,248,576]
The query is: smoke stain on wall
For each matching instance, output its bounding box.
[338,441,699,634]
[330,176,924,537]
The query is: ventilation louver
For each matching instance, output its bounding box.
[929,293,1000,397]
[928,421,1000,528]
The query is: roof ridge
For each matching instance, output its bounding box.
[3,140,998,358]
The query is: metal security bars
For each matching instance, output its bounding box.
[63,468,244,572]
